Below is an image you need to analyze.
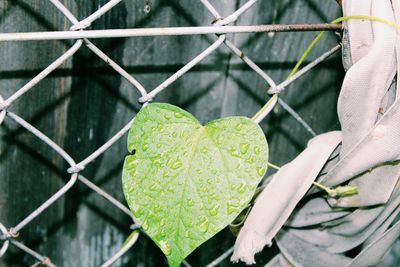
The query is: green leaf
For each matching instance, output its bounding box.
[122,103,268,266]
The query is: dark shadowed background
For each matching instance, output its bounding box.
[0,0,343,266]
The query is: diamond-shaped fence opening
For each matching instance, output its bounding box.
[0,0,343,266]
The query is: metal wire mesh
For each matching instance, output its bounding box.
[0,0,341,266]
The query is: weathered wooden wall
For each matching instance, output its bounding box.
[0,0,343,266]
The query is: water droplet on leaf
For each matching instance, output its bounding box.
[174,112,183,118]
[154,204,162,212]
[159,240,171,255]
[159,229,166,237]
[209,204,220,216]
[142,219,149,230]
[135,207,145,217]
[150,183,158,191]
[237,181,247,193]
[142,143,149,151]
[245,155,254,163]
[188,198,194,206]
[167,186,174,193]
[171,159,182,169]
[216,136,223,144]
[239,143,249,154]
[197,216,210,233]
[227,201,241,214]
[257,166,265,176]
[228,149,241,158]
[208,193,219,203]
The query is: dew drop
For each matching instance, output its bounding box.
[150,183,158,191]
[159,240,171,255]
[153,155,162,164]
[154,204,162,212]
[159,229,166,238]
[187,198,194,206]
[208,193,219,203]
[157,125,164,132]
[254,146,261,155]
[172,132,177,138]
[163,172,170,179]
[211,169,217,175]
[237,181,247,194]
[216,136,223,144]
[239,143,250,154]
[200,183,208,192]
[201,147,208,153]
[142,143,150,151]
[164,114,171,120]
[167,186,175,193]
[142,219,149,230]
[184,230,190,238]
[207,178,213,184]
[174,112,183,118]
[160,218,165,226]
[196,216,210,233]
[245,155,254,164]
[209,204,220,216]
[228,148,241,158]
[156,143,162,148]
[235,123,243,131]
[196,169,204,174]
[127,158,139,168]
[227,201,241,215]
[257,166,266,176]
[135,206,145,217]
[171,159,182,169]
[236,162,243,170]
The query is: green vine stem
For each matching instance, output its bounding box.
[252,15,400,123]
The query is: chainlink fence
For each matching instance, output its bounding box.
[0,0,341,266]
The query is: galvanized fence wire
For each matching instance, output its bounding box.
[0,0,341,266]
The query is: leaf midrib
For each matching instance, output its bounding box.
[174,126,204,260]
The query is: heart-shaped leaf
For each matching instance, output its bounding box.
[122,103,268,266]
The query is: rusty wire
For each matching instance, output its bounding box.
[0,0,341,265]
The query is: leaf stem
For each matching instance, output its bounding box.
[267,161,281,171]
[313,182,358,198]
[312,181,333,193]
